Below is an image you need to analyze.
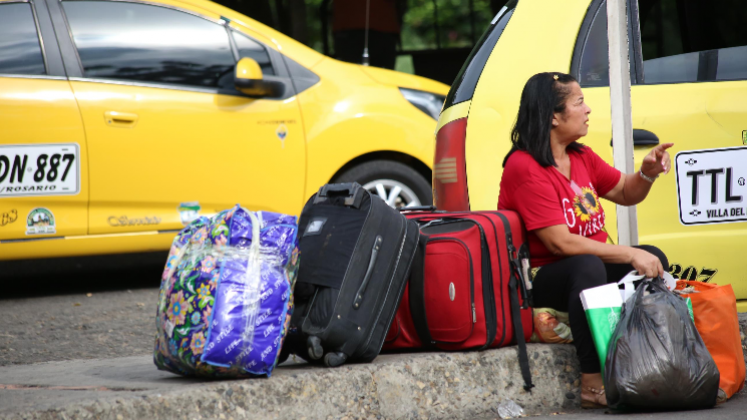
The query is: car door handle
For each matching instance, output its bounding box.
[104,111,139,127]
[609,129,659,147]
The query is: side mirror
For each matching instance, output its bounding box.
[234,57,284,98]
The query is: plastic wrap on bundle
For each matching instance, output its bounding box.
[529,308,572,344]
[154,206,299,378]
[604,278,719,411]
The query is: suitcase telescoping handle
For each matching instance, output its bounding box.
[398,205,448,214]
[353,236,383,309]
[319,183,360,197]
[399,205,436,212]
[316,183,365,207]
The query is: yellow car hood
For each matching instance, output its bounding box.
[360,66,449,95]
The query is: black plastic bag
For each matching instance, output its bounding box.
[605,278,719,410]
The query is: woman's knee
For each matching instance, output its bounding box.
[568,254,607,288]
[637,245,669,271]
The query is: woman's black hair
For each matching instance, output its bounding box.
[503,72,584,167]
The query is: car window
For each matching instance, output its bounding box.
[576,2,609,87]
[0,3,46,75]
[232,32,274,76]
[574,0,641,87]
[638,0,747,83]
[62,1,235,89]
[442,0,516,108]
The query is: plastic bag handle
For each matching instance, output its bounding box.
[633,276,668,304]
[618,270,645,302]
[239,208,262,362]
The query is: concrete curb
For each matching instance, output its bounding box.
[0,344,580,420]
[1,315,744,420]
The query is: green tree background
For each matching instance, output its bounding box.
[213,0,509,71]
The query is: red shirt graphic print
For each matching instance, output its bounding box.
[498,147,622,267]
[566,179,604,237]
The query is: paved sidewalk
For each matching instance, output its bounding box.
[0,344,581,420]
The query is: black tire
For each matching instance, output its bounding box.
[334,160,432,208]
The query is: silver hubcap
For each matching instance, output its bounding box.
[362,179,421,208]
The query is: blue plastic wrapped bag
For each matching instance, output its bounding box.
[154,205,299,377]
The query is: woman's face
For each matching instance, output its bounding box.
[552,82,591,143]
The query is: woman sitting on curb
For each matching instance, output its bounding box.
[498,72,671,409]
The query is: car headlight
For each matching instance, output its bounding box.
[399,88,446,120]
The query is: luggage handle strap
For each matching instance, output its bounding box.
[508,239,533,309]
[408,235,436,348]
[353,236,383,309]
[508,273,534,392]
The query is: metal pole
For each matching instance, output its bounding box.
[432,0,441,50]
[607,0,638,246]
[468,0,476,44]
[320,0,330,56]
[362,0,371,65]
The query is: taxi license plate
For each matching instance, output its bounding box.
[0,144,80,197]
[675,147,747,225]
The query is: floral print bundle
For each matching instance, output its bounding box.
[154,205,299,377]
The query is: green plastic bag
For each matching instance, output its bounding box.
[684,296,694,321]
[580,283,623,375]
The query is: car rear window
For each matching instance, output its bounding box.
[0,3,46,75]
[442,0,517,108]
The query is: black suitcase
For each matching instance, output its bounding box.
[286,183,420,367]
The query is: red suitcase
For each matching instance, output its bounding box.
[383,208,534,390]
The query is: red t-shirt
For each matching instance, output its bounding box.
[497,147,622,267]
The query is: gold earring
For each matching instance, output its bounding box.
[553,74,559,81]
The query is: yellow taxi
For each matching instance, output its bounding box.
[0,0,448,260]
[434,0,747,307]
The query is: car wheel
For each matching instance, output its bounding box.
[334,160,432,208]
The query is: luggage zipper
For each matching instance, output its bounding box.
[469,212,512,347]
[365,216,411,356]
[421,218,497,349]
[474,223,496,349]
[475,213,508,347]
[424,236,476,341]
[321,188,374,331]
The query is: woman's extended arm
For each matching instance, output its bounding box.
[603,143,673,206]
[534,224,664,278]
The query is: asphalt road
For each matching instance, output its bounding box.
[521,389,747,419]
[0,252,165,366]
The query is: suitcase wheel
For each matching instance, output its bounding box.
[323,351,347,367]
[307,336,324,360]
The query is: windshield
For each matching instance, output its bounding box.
[442,0,517,108]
